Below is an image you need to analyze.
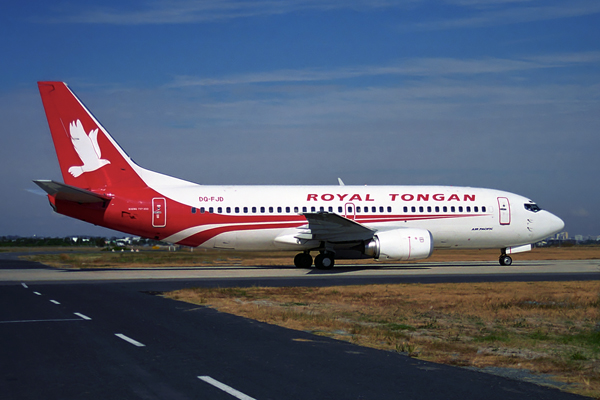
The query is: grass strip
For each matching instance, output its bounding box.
[166,281,600,398]
[21,246,600,269]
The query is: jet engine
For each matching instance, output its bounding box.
[364,228,434,261]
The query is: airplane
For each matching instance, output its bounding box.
[34,81,565,269]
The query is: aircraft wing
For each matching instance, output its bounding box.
[33,180,112,203]
[297,212,375,242]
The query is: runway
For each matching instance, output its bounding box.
[1,255,599,286]
[1,257,596,399]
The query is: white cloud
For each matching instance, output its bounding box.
[416,1,600,30]
[40,0,408,25]
[167,52,600,88]
[571,207,590,217]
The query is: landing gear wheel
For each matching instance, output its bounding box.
[499,255,512,266]
[314,253,335,270]
[294,253,313,268]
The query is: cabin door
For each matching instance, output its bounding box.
[344,203,356,220]
[497,197,511,225]
[152,198,167,228]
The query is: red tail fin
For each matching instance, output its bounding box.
[38,82,145,191]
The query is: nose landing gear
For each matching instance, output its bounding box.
[499,252,512,266]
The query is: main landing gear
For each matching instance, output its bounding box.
[294,252,313,269]
[315,252,335,269]
[293,251,335,270]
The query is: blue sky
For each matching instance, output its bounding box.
[0,0,599,238]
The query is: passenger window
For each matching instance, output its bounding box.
[294,207,299,213]
[357,207,361,213]
[372,206,376,213]
[419,206,424,213]
[269,207,274,213]
[348,207,353,213]
[403,206,408,213]
[435,206,439,212]
[411,206,416,213]
[328,206,333,212]
[200,207,205,214]
[218,207,222,213]
[252,207,256,213]
[380,206,384,213]
[235,207,240,213]
[226,207,231,213]
[260,207,265,213]
[303,206,308,213]
[482,206,487,212]
[466,206,471,212]
[458,206,463,212]
[443,206,447,212]
[427,206,432,213]
[191,207,196,214]
[311,206,316,212]
[474,206,479,212]
[319,206,324,212]
[451,206,455,212]
[286,207,291,213]
[387,206,392,212]
[243,207,248,213]
[338,206,343,213]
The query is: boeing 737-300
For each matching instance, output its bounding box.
[34,82,565,269]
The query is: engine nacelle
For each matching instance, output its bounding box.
[364,228,434,261]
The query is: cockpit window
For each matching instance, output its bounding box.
[524,203,541,213]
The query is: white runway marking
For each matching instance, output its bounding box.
[198,376,257,400]
[21,283,28,288]
[0,318,83,324]
[33,292,41,296]
[115,333,145,347]
[74,313,91,320]
[50,300,60,305]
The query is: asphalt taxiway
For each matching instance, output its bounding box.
[1,253,599,287]
[1,256,597,399]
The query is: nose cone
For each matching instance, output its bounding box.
[539,211,565,238]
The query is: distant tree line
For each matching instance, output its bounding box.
[0,236,166,248]
[0,236,106,247]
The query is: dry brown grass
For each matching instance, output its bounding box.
[166,281,600,398]
[21,245,600,269]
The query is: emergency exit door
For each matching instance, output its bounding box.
[152,198,166,227]
[344,203,356,220]
[497,197,511,225]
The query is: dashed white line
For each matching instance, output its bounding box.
[33,292,42,296]
[198,376,257,400]
[0,318,84,324]
[115,333,145,347]
[74,313,92,320]
[50,300,61,305]
[21,283,28,288]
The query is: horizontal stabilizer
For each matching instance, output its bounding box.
[33,180,112,203]
[299,212,375,242]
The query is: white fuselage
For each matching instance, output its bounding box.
[153,182,564,252]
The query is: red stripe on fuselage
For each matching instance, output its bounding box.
[171,213,488,247]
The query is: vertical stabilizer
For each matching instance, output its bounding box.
[37,82,145,191]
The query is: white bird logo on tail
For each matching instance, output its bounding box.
[67,119,111,177]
